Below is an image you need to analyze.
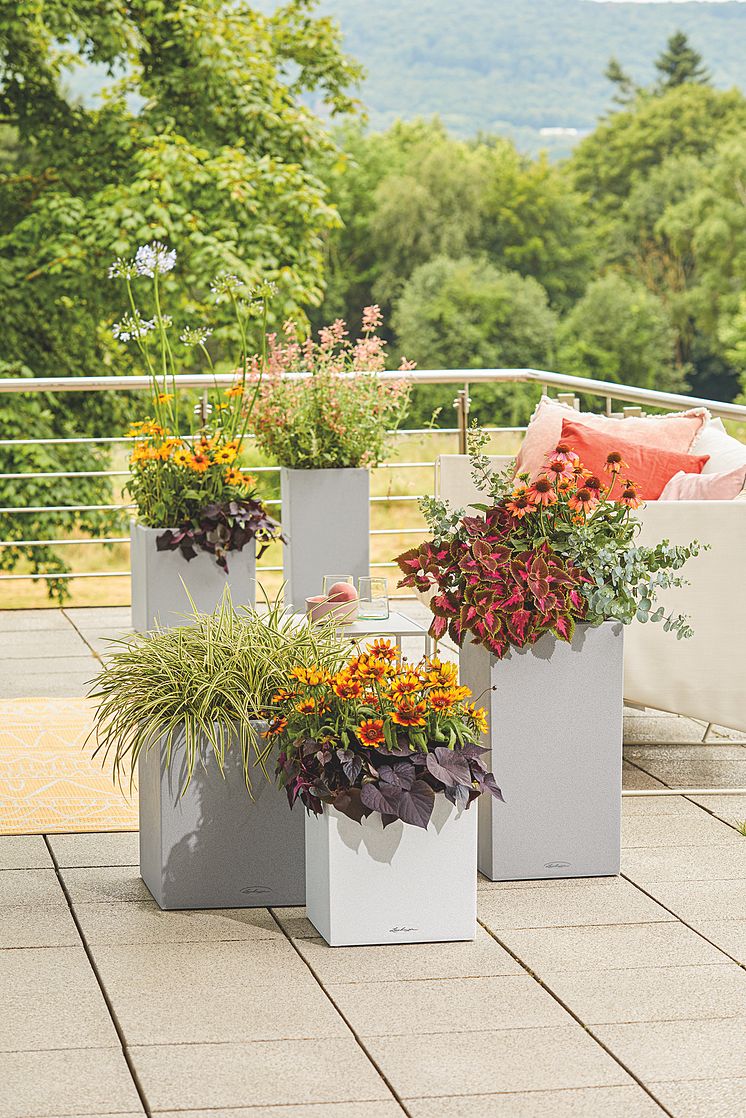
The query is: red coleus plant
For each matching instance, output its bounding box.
[398,510,588,658]
[396,441,645,658]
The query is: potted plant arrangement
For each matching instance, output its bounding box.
[109,242,283,630]
[271,639,503,946]
[250,306,413,609]
[396,432,701,882]
[90,593,345,910]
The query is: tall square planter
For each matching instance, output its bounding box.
[138,723,305,910]
[280,468,370,610]
[460,622,624,882]
[130,521,256,632]
[305,797,477,946]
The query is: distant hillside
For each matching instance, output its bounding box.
[318,0,746,154]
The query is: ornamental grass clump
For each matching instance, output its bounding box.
[110,243,282,564]
[89,592,347,795]
[249,306,413,469]
[397,430,701,658]
[271,640,503,829]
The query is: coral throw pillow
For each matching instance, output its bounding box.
[516,396,708,480]
[560,418,710,500]
[659,465,746,501]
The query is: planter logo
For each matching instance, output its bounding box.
[544,861,571,869]
[241,886,272,895]
[390,925,417,933]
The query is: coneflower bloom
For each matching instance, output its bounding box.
[568,487,597,515]
[505,493,534,519]
[619,484,643,509]
[527,476,557,507]
[583,474,604,495]
[368,638,398,662]
[551,442,579,466]
[545,456,575,480]
[391,698,427,727]
[189,452,210,473]
[604,450,627,474]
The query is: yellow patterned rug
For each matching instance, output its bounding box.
[0,699,137,835]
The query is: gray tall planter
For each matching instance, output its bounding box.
[130,521,255,632]
[460,622,624,882]
[138,723,304,910]
[280,468,369,610]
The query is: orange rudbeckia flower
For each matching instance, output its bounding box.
[357,719,385,747]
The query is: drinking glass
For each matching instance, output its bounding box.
[322,574,355,598]
[357,576,389,620]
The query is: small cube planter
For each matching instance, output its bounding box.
[138,722,304,910]
[280,467,370,610]
[130,521,255,631]
[304,797,477,946]
[460,621,624,882]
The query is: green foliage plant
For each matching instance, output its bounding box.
[251,306,412,469]
[90,590,348,795]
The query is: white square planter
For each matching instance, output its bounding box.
[459,622,623,882]
[130,521,255,631]
[280,468,370,610]
[138,723,305,910]
[305,797,477,946]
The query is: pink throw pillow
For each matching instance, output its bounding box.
[516,396,709,480]
[659,465,746,501]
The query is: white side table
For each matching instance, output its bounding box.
[293,609,432,657]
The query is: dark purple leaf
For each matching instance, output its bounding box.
[426,747,473,788]
[396,780,435,829]
[360,781,402,816]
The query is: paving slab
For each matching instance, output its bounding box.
[693,920,746,964]
[49,832,139,868]
[0,903,80,948]
[155,1107,403,1118]
[0,1047,143,1118]
[0,630,92,660]
[625,745,746,761]
[477,878,674,929]
[624,713,706,744]
[631,759,746,789]
[499,921,729,974]
[0,670,95,699]
[366,1025,631,1097]
[74,900,280,946]
[622,763,665,790]
[328,974,569,1036]
[621,795,705,817]
[0,944,95,995]
[622,814,740,849]
[0,835,52,869]
[540,962,746,1024]
[0,867,64,907]
[271,906,320,939]
[649,1076,746,1117]
[0,987,118,1052]
[623,843,746,882]
[113,981,350,1045]
[291,926,522,983]
[64,607,133,629]
[90,938,318,997]
[640,879,746,924]
[594,1017,746,1082]
[406,1085,665,1117]
[689,794,746,829]
[61,866,153,903]
[129,1039,392,1109]
[0,609,70,633]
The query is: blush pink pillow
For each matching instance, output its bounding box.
[516,396,709,480]
[659,465,746,501]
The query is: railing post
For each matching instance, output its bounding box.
[454,385,470,455]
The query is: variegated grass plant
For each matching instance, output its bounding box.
[89,591,347,795]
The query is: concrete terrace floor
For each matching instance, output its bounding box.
[1,605,746,1117]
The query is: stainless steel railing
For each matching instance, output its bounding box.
[1,369,745,593]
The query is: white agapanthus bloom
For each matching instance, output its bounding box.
[108,257,138,280]
[135,241,177,278]
[112,312,156,342]
[180,326,213,346]
[210,272,244,302]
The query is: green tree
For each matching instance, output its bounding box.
[556,273,683,394]
[654,31,711,91]
[0,0,359,596]
[392,256,557,426]
[604,58,638,106]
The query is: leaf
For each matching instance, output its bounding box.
[396,780,435,829]
[425,746,473,788]
[360,780,401,816]
[332,787,368,824]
